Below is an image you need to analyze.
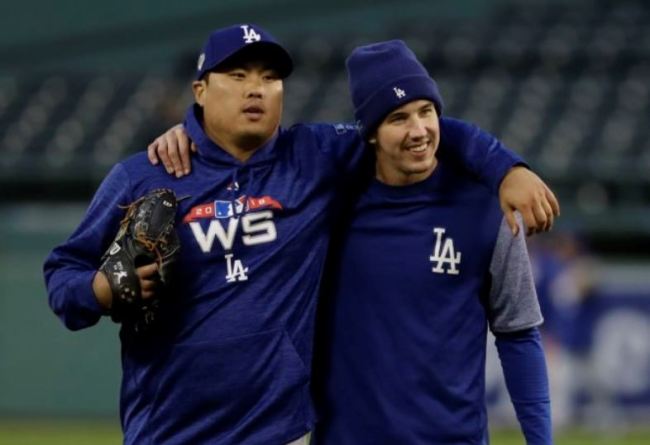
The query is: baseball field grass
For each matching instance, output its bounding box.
[0,421,649,444]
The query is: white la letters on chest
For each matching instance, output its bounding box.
[429,227,461,275]
[225,253,249,282]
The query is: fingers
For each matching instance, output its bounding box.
[523,202,545,236]
[140,278,159,300]
[164,131,184,178]
[532,195,550,233]
[524,198,553,235]
[531,187,558,234]
[499,167,561,236]
[517,204,537,237]
[156,136,173,174]
[545,186,561,217]
[540,196,554,231]
[177,129,192,175]
[174,126,194,175]
[503,208,520,237]
[136,263,159,300]
[502,198,539,237]
[148,136,174,171]
[147,140,160,165]
[136,262,159,279]
[147,124,193,177]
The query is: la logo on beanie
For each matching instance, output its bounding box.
[393,87,406,98]
[347,40,443,138]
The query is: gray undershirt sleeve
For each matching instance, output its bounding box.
[488,214,543,333]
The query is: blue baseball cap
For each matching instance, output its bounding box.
[196,24,294,80]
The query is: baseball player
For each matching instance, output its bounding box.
[311,40,552,444]
[45,25,556,445]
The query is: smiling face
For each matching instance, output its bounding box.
[192,58,283,162]
[372,99,440,186]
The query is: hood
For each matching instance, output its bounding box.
[183,104,279,169]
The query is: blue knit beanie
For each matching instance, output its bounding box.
[346,40,444,140]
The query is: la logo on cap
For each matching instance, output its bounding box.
[393,87,406,98]
[240,25,261,44]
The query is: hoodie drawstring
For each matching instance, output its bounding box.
[229,167,256,219]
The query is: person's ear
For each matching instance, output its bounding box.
[192,80,207,106]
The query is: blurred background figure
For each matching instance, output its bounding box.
[1,0,650,443]
[529,231,596,429]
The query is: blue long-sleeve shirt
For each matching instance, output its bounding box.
[312,157,551,444]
